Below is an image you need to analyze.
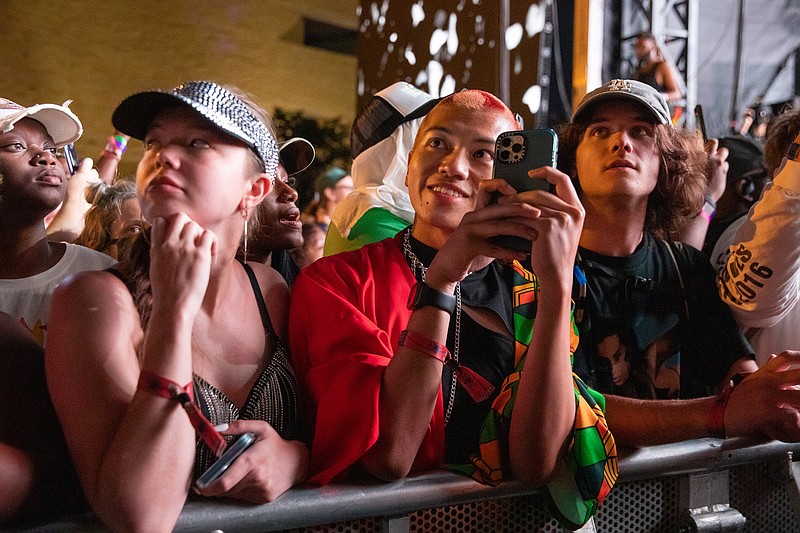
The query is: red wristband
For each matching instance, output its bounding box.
[707,372,752,438]
[138,370,194,402]
[397,329,449,363]
[707,385,732,438]
[137,370,226,457]
[396,329,495,403]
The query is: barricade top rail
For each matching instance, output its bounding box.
[16,436,800,533]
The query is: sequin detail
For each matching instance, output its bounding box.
[193,339,300,475]
[171,81,278,176]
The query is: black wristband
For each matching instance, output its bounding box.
[788,142,800,162]
[407,282,456,314]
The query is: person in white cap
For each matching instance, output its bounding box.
[324,81,440,255]
[0,97,114,522]
[46,81,308,532]
[0,97,114,342]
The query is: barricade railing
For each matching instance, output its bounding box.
[19,436,800,532]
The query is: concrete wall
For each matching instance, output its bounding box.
[0,0,358,176]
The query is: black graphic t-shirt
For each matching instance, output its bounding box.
[571,233,753,399]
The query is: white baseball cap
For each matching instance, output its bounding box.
[0,97,83,147]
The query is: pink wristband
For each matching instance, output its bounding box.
[397,329,449,363]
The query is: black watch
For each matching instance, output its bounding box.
[407,281,456,314]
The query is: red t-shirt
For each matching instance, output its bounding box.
[289,235,444,484]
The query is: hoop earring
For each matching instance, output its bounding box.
[242,208,249,264]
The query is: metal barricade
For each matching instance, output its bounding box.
[20,437,800,532]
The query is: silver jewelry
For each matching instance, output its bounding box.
[242,208,249,264]
[402,227,460,427]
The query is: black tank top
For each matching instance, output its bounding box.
[633,61,667,93]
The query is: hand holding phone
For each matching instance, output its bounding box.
[62,143,79,175]
[489,129,559,252]
[195,432,255,490]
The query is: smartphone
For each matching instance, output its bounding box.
[694,105,707,144]
[62,143,79,175]
[490,129,559,252]
[194,432,255,489]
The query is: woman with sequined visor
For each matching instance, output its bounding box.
[46,81,308,532]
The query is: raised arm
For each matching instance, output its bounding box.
[359,192,540,480]
[46,158,101,243]
[719,153,800,329]
[675,139,727,251]
[46,214,214,532]
[503,167,585,485]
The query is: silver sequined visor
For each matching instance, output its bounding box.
[111,81,278,177]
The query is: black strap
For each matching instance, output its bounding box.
[663,240,691,321]
[240,261,278,340]
[574,239,692,327]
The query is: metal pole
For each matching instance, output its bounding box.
[499,0,510,104]
[729,0,745,134]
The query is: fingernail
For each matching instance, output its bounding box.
[213,423,229,432]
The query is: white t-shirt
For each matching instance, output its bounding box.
[0,243,115,344]
[717,158,800,364]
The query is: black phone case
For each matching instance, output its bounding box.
[490,129,559,252]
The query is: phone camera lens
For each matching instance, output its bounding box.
[512,143,523,153]
[501,137,513,147]
[499,150,510,161]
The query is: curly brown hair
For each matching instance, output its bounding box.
[556,116,708,238]
[764,106,800,176]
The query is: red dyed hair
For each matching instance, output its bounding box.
[436,90,520,127]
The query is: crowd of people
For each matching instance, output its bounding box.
[2,73,800,532]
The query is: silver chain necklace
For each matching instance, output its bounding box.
[402,227,460,427]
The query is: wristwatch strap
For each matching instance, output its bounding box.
[407,281,456,314]
[701,195,716,221]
